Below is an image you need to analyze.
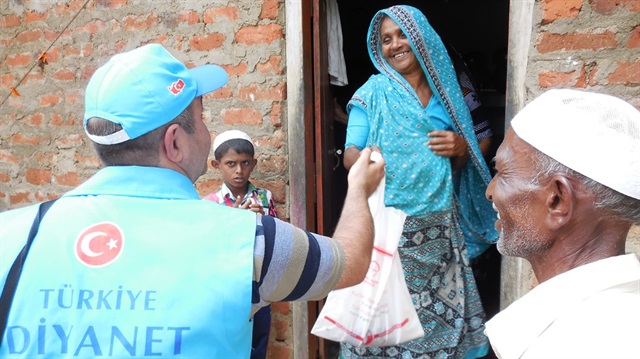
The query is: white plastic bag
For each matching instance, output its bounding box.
[311,157,424,347]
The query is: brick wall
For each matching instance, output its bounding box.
[1,0,294,357]
[531,0,639,108]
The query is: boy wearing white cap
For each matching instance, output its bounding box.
[204,129,275,359]
[205,130,277,217]
[484,89,640,359]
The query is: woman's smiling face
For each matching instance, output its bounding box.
[379,16,422,76]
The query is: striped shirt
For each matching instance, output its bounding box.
[251,214,344,315]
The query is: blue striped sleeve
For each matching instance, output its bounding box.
[253,215,344,311]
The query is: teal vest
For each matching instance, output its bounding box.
[0,196,255,358]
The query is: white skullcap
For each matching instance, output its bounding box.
[511,89,640,199]
[212,130,254,153]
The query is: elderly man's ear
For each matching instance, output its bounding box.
[543,175,575,231]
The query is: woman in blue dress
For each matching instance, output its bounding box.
[342,5,498,359]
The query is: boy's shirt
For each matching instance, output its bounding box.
[204,182,277,217]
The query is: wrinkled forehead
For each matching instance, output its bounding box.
[496,129,540,171]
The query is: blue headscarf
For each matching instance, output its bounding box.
[348,5,497,258]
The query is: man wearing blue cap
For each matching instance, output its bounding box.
[0,44,385,357]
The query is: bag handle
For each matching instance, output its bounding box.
[0,199,57,345]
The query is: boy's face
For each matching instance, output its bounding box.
[211,149,257,194]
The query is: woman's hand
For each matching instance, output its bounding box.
[427,130,467,158]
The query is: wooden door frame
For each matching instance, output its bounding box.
[285,1,315,358]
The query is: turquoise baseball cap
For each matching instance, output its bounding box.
[84,43,228,145]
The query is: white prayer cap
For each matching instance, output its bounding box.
[212,129,254,153]
[511,89,640,200]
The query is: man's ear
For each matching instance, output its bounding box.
[211,159,221,170]
[544,175,575,230]
[162,123,184,164]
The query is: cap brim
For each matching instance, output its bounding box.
[190,64,229,97]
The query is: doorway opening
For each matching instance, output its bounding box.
[311,0,509,357]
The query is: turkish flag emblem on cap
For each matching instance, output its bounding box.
[168,78,185,95]
[75,222,124,267]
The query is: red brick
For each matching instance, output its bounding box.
[1,14,21,29]
[51,113,76,126]
[590,0,640,13]
[40,93,62,107]
[607,61,640,85]
[628,26,640,48]
[44,29,68,42]
[207,87,232,99]
[255,130,285,149]
[539,69,571,88]
[26,168,52,185]
[17,29,43,43]
[189,33,226,51]
[123,13,159,31]
[0,73,15,88]
[537,31,617,53]
[25,113,45,126]
[221,62,248,77]
[52,68,76,81]
[196,178,222,196]
[34,191,60,202]
[238,83,287,101]
[203,6,239,23]
[9,133,40,145]
[271,302,290,316]
[5,53,32,68]
[26,10,49,23]
[81,65,98,81]
[0,150,19,165]
[40,47,60,63]
[54,0,86,16]
[257,155,286,175]
[65,92,83,105]
[260,0,280,20]
[54,172,83,187]
[272,318,289,341]
[10,192,31,206]
[257,55,283,74]
[0,37,13,47]
[542,0,582,24]
[154,35,169,45]
[76,20,106,36]
[178,11,199,25]
[235,24,283,45]
[269,102,283,127]
[222,107,263,125]
[0,173,10,183]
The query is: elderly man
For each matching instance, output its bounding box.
[0,44,385,357]
[484,89,640,359]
